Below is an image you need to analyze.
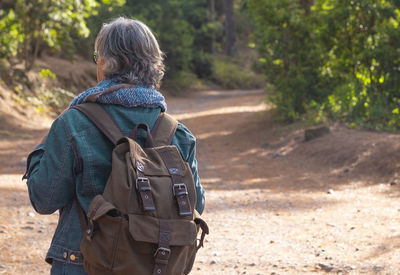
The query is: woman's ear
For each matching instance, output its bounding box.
[97,58,105,82]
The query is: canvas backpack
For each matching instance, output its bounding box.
[72,99,208,275]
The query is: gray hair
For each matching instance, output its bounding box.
[95,17,165,89]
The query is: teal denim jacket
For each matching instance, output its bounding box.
[24,104,205,269]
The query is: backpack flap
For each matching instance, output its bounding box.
[83,195,118,242]
[128,139,187,177]
[87,195,118,222]
[128,213,198,246]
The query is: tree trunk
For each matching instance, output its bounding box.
[224,0,235,56]
[28,29,42,71]
[299,0,314,16]
[23,31,31,71]
[209,0,216,54]
[24,0,48,71]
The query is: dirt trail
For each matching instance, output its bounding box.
[1,89,400,274]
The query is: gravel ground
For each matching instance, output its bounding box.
[1,89,400,274]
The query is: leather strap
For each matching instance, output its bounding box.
[84,84,137,103]
[156,148,192,216]
[151,113,178,147]
[129,123,154,148]
[87,195,117,221]
[72,103,124,145]
[153,219,171,275]
[172,183,191,216]
[136,160,156,211]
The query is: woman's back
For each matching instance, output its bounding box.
[24,17,205,274]
[26,103,204,272]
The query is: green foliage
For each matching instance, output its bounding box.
[162,71,206,95]
[32,85,75,114]
[249,0,331,121]
[0,0,98,70]
[213,58,265,90]
[39,69,56,80]
[249,0,400,129]
[0,0,263,96]
[192,51,215,78]
[9,68,74,114]
[321,0,400,129]
[0,9,23,58]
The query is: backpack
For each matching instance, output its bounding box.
[72,101,208,275]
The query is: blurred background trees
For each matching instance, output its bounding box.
[0,0,98,70]
[249,0,400,129]
[0,0,262,92]
[0,0,399,130]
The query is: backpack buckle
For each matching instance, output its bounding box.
[172,183,192,216]
[136,177,151,191]
[154,247,171,260]
[172,183,188,196]
[136,177,155,211]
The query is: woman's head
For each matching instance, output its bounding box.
[95,17,165,89]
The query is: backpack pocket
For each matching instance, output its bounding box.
[80,213,125,274]
[81,207,200,275]
[128,214,198,246]
[79,195,124,274]
[100,214,199,275]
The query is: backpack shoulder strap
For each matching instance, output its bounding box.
[151,112,178,147]
[72,103,124,145]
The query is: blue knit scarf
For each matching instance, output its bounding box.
[69,77,167,111]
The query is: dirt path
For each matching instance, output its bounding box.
[1,89,400,274]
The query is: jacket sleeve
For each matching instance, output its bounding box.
[24,115,76,214]
[173,123,205,214]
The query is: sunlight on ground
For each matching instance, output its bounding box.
[201,178,222,184]
[201,90,263,96]
[196,131,232,140]
[174,102,268,120]
[200,184,400,273]
[247,177,270,184]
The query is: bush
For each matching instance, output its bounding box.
[249,0,400,130]
[162,71,206,95]
[212,59,265,90]
[23,68,75,114]
[192,51,214,78]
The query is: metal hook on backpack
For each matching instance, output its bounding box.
[194,210,209,250]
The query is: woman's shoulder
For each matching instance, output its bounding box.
[61,104,160,129]
[57,105,192,145]
[172,122,196,162]
[175,123,196,144]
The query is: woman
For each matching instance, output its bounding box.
[24,17,205,274]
